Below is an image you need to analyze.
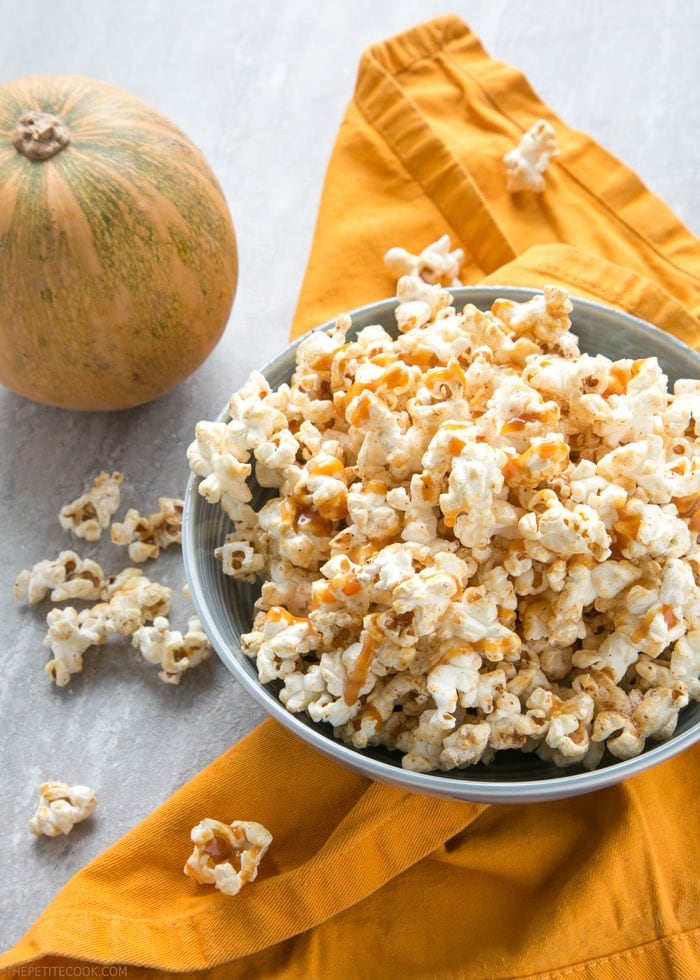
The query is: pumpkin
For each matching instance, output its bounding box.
[0,74,238,411]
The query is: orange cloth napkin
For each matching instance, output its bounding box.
[2,15,700,979]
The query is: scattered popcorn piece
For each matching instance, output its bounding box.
[192,277,700,774]
[59,471,123,541]
[43,606,107,686]
[384,234,465,287]
[42,569,171,685]
[132,614,211,684]
[100,568,172,636]
[110,496,183,562]
[13,551,105,605]
[184,818,273,896]
[29,782,97,837]
[503,119,559,193]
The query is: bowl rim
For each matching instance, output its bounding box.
[183,285,700,803]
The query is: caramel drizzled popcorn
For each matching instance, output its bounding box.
[189,277,700,772]
[184,818,273,896]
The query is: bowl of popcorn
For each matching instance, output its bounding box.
[183,278,700,803]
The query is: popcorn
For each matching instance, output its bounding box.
[439,440,508,550]
[110,496,183,562]
[592,685,689,760]
[384,234,465,287]
[492,286,573,350]
[526,688,596,767]
[439,721,491,770]
[43,605,106,686]
[217,530,268,582]
[184,818,272,896]
[502,436,570,489]
[13,551,105,605]
[43,569,172,685]
[427,651,482,723]
[669,631,700,699]
[246,606,320,684]
[483,691,544,753]
[132,614,211,684]
[518,490,610,562]
[29,782,97,837]
[187,420,254,522]
[99,568,172,637]
[192,279,700,773]
[503,119,559,193]
[395,275,452,332]
[17,469,208,696]
[59,471,123,541]
[257,559,315,616]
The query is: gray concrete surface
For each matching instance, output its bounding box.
[2,0,699,953]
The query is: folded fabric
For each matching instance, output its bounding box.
[2,14,699,979]
[292,15,700,344]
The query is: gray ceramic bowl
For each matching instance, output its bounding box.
[183,286,700,803]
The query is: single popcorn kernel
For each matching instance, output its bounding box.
[184,818,273,896]
[29,782,97,837]
[43,606,108,686]
[111,496,184,562]
[384,234,465,287]
[132,614,212,684]
[503,119,559,193]
[59,471,123,541]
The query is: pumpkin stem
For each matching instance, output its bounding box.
[12,111,70,161]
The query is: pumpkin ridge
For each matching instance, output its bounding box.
[60,147,213,297]
[43,149,222,386]
[63,143,236,288]
[0,161,20,237]
[5,163,102,368]
[24,76,96,124]
[0,86,34,130]
[67,127,227,200]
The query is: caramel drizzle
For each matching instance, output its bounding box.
[343,635,377,706]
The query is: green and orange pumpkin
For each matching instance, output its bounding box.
[0,74,238,410]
